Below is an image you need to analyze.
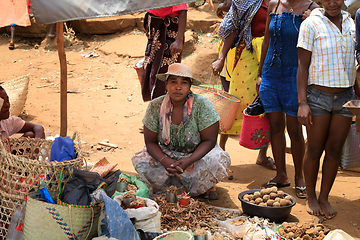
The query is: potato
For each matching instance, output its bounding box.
[271,186,278,193]
[260,189,267,196]
[286,200,292,205]
[273,202,281,207]
[288,232,295,239]
[265,188,272,195]
[262,194,270,202]
[254,191,261,198]
[275,197,281,203]
[266,199,275,206]
[280,199,288,206]
[255,197,263,204]
[243,194,251,200]
[277,190,285,198]
[250,200,255,204]
[285,195,292,201]
[259,202,266,206]
[269,192,278,199]
[243,197,250,202]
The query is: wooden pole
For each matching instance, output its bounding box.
[56,22,67,137]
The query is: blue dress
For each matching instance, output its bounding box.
[259,12,303,116]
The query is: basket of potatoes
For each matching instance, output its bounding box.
[238,187,296,223]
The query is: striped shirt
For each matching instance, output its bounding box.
[297,8,356,88]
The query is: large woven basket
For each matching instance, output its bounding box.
[23,191,100,240]
[0,137,84,238]
[191,85,240,132]
[0,75,29,116]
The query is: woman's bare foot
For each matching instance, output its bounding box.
[319,198,337,219]
[306,196,323,216]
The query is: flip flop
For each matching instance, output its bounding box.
[48,33,56,39]
[295,186,307,199]
[203,187,219,200]
[256,157,276,170]
[9,42,15,50]
[261,181,290,189]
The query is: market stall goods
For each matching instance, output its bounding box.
[276,222,330,240]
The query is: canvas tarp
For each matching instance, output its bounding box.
[30,0,196,24]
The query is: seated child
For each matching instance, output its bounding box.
[0,86,45,140]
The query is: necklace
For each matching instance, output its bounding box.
[288,0,303,12]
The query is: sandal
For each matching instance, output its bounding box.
[261,181,290,189]
[256,157,276,170]
[203,187,219,200]
[9,42,15,50]
[295,186,307,199]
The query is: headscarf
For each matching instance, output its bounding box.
[218,0,263,52]
[159,91,194,145]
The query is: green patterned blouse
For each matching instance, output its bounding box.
[143,94,220,154]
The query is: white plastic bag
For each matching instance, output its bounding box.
[219,217,253,238]
[114,195,161,233]
[323,229,355,240]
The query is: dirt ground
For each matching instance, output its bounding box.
[1,7,360,239]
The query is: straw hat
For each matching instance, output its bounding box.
[156,63,202,86]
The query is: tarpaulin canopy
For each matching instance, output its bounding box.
[30,0,195,24]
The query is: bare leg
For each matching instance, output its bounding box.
[304,114,330,216]
[219,134,229,151]
[261,111,289,187]
[286,115,306,197]
[9,26,15,49]
[48,23,56,38]
[319,114,352,219]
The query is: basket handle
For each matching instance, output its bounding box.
[58,167,72,195]
[97,182,107,192]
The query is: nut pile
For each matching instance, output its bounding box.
[278,222,330,240]
[123,191,136,198]
[130,199,145,207]
[242,187,293,207]
[118,177,128,183]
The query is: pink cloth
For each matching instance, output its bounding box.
[0,0,31,28]
[0,116,26,140]
[147,4,188,19]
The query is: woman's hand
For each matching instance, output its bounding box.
[170,40,183,54]
[161,157,184,180]
[297,104,312,127]
[212,58,225,76]
[256,75,262,94]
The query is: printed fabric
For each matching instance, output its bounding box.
[297,8,356,88]
[0,116,25,140]
[147,4,188,19]
[132,94,230,196]
[141,13,182,101]
[159,92,193,145]
[218,0,263,51]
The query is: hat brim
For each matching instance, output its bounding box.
[156,73,202,86]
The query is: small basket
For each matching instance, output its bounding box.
[191,85,240,132]
[239,110,271,150]
[154,231,193,240]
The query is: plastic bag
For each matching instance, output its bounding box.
[114,195,161,233]
[136,230,161,240]
[219,217,253,239]
[112,173,149,198]
[62,169,120,205]
[323,229,354,240]
[245,96,265,116]
[50,136,76,162]
[90,189,140,240]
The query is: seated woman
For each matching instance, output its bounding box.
[132,63,231,200]
[0,86,45,139]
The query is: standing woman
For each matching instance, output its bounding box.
[212,0,276,171]
[297,0,359,218]
[257,0,318,197]
[141,5,187,102]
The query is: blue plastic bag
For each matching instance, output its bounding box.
[90,189,140,240]
[50,136,76,162]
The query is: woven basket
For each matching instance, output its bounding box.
[154,231,193,240]
[191,85,240,132]
[0,137,84,238]
[0,75,29,116]
[23,191,100,240]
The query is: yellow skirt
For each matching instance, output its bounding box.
[222,36,264,135]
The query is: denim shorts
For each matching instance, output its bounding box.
[259,66,299,117]
[307,85,357,118]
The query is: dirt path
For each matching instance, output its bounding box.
[1,9,360,238]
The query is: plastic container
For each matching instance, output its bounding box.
[179,195,190,206]
[133,204,144,209]
[7,196,27,240]
[238,189,296,223]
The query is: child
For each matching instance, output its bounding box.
[297,0,359,219]
[0,86,45,139]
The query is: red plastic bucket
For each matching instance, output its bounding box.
[239,110,270,150]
